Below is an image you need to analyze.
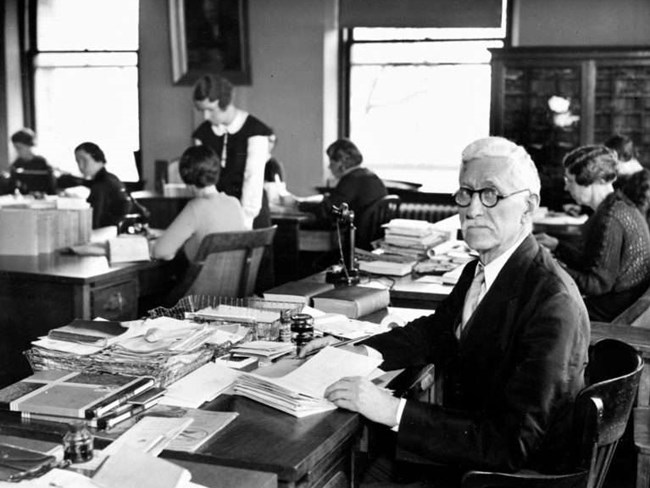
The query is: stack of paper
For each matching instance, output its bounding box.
[234,347,382,417]
[313,314,390,339]
[229,341,295,361]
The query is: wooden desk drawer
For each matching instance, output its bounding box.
[91,279,138,320]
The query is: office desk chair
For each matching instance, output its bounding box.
[182,226,277,298]
[461,338,643,488]
[356,194,401,250]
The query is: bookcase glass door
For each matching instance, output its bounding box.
[595,65,650,164]
[503,65,582,151]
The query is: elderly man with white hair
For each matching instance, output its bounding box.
[301,136,590,485]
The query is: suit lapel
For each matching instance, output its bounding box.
[459,235,538,344]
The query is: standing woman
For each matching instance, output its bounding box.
[74,142,130,229]
[192,74,272,229]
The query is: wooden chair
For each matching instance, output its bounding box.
[460,338,643,488]
[356,194,401,250]
[180,226,277,298]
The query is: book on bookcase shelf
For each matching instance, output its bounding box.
[263,279,335,305]
[0,370,155,420]
[311,285,390,318]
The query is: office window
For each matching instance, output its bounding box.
[33,0,140,181]
[347,27,505,193]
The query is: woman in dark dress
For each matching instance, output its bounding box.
[536,145,650,320]
[74,142,131,229]
[192,74,272,230]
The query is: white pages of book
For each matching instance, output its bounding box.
[234,346,382,417]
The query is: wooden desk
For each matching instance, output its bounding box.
[173,459,277,488]
[0,392,360,488]
[166,394,360,488]
[0,254,175,383]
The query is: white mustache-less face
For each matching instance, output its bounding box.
[458,158,532,264]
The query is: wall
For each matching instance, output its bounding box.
[1,0,24,171]
[139,0,338,195]
[513,0,650,46]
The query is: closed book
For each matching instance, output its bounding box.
[0,370,155,420]
[263,279,335,305]
[47,319,126,346]
[312,285,390,318]
[0,434,64,462]
[358,260,415,277]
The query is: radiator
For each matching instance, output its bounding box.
[397,203,458,223]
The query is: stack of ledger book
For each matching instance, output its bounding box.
[0,370,163,430]
[234,346,382,417]
[377,219,450,259]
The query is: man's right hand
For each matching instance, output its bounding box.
[297,336,339,358]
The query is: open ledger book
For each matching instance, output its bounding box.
[234,347,382,417]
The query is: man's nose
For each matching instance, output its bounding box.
[465,192,484,218]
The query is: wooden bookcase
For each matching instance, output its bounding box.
[490,46,650,163]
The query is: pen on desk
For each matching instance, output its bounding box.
[302,335,372,358]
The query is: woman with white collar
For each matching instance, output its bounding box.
[152,145,246,262]
[192,74,272,230]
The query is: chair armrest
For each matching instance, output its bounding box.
[461,470,588,488]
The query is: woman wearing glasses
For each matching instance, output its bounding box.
[535,145,650,321]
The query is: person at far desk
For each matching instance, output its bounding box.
[536,145,650,321]
[8,128,56,195]
[282,138,387,250]
[152,145,247,262]
[301,137,589,485]
[192,74,272,229]
[69,142,131,229]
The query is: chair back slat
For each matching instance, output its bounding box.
[185,226,276,298]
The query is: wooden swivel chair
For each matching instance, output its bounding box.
[460,338,643,488]
[180,226,277,298]
[356,194,401,250]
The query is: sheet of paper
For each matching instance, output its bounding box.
[31,337,104,355]
[159,362,240,408]
[102,416,193,457]
[278,346,382,398]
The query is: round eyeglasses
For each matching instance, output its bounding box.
[453,187,530,208]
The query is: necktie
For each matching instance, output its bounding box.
[458,263,485,338]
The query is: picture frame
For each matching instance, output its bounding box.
[169,0,251,85]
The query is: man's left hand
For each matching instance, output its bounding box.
[324,376,400,427]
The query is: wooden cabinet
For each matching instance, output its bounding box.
[491,47,650,155]
[490,47,650,208]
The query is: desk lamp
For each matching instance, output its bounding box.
[325,203,360,285]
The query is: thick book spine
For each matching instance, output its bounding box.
[87,377,155,419]
[355,288,391,317]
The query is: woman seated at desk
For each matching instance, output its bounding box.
[536,145,650,321]
[74,142,131,229]
[152,145,247,262]
[283,138,387,250]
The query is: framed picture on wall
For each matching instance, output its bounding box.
[169,0,251,85]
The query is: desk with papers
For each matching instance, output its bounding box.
[0,254,175,384]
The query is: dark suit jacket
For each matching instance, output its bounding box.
[364,235,590,474]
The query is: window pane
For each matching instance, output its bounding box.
[349,62,494,193]
[353,27,506,41]
[351,40,502,65]
[37,0,139,51]
[34,66,140,181]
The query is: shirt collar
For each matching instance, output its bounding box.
[481,232,528,292]
[210,109,248,136]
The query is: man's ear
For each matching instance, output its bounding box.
[522,193,540,221]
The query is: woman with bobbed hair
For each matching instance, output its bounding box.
[536,145,650,320]
[152,145,247,261]
[74,142,131,229]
